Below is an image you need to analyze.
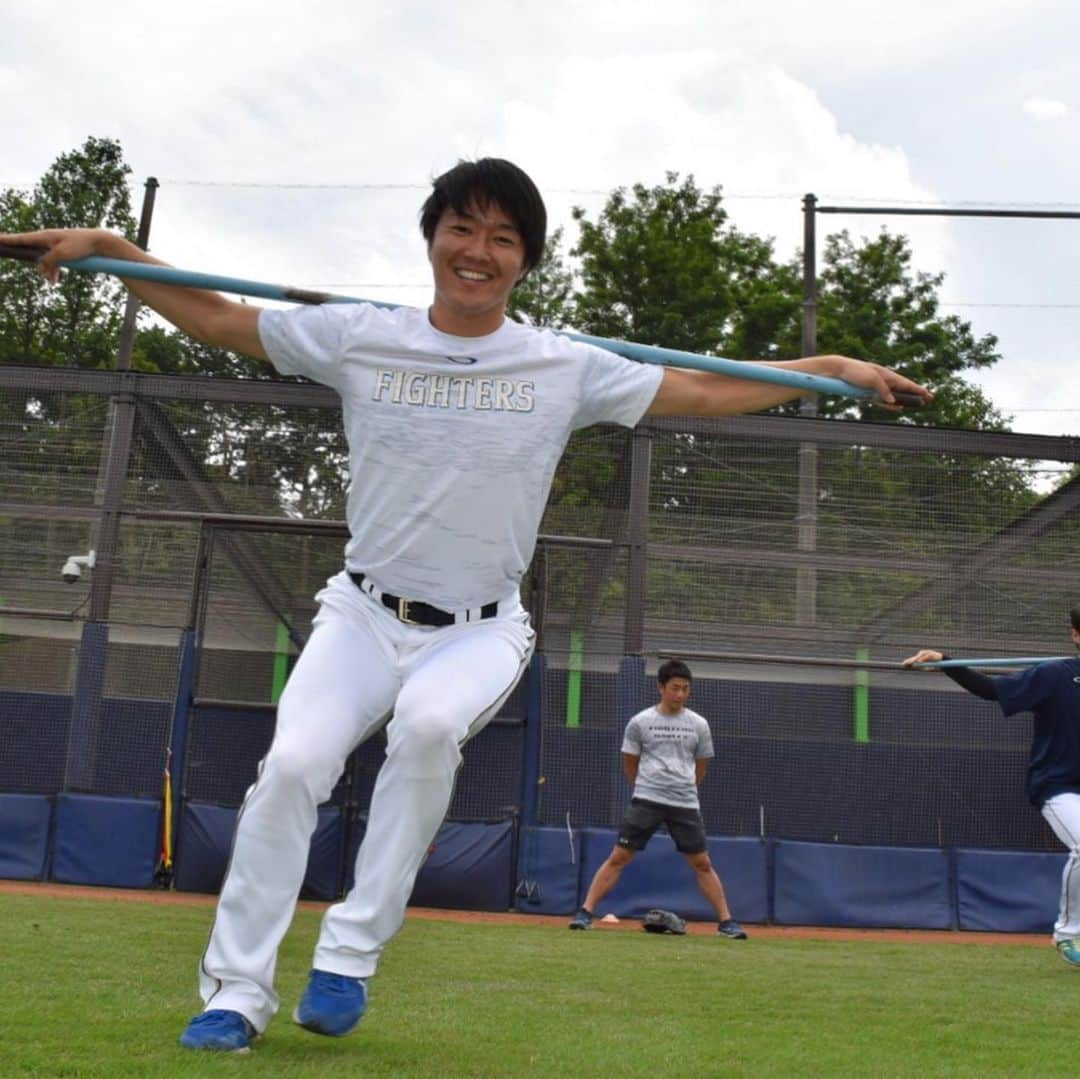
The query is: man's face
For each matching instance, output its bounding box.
[1071,626,1080,652]
[658,676,691,712]
[427,200,526,336]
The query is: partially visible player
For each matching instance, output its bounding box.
[569,659,747,939]
[0,160,928,1053]
[903,603,1080,967]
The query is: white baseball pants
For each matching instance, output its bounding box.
[1041,792,1080,943]
[197,570,534,1031]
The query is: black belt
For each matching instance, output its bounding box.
[349,573,498,627]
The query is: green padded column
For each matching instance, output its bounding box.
[853,647,870,743]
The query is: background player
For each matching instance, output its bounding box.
[0,160,928,1052]
[903,604,1080,967]
[569,658,747,939]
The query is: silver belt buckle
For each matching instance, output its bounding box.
[397,597,417,625]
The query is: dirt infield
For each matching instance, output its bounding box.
[0,880,1046,947]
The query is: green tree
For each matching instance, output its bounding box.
[0,138,140,581]
[779,230,1006,426]
[0,136,135,370]
[570,172,794,357]
[507,227,575,329]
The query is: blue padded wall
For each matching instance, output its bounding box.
[577,827,769,923]
[173,801,235,894]
[0,793,52,880]
[51,794,160,888]
[173,801,344,899]
[955,848,1065,933]
[514,825,583,915]
[410,820,514,912]
[708,836,769,924]
[304,810,346,900]
[773,840,952,929]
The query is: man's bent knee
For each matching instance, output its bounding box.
[261,740,347,802]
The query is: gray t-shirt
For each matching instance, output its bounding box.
[621,706,714,809]
[259,303,663,610]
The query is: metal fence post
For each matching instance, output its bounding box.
[69,178,158,795]
[622,426,653,656]
[797,193,819,626]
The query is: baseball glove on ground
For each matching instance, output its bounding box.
[642,908,687,935]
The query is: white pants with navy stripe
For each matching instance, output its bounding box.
[197,570,534,1032]
[1040,792,1080,943]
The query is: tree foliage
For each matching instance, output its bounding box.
[776,230,1005,426]
[570,173,799,359]
[0,137,135,370]
[507,226,575,329]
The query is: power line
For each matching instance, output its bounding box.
[940,302,1080,309]
[142,181,1080,211]
[7,172,1080,210]
[158,179,614,196]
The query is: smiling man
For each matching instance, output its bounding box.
[0,158,929,1053]
[421,172,543,336]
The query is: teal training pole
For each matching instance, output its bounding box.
[915,657,1071,669]
[0,245,920,406]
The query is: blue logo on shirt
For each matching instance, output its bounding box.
[445,355,478,365]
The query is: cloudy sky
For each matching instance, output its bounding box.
[4,0,1079,438]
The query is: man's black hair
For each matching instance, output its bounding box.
[1071,603,1080,632]
[419,158,547,277]
[657,659,693,685]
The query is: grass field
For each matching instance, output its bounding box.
[1,892,1075,1077]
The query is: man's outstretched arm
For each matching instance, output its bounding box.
[0,228,268,362]
[647,356,932,417]
[902,648,998,701]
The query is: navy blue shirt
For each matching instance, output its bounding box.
[994,658,1080,806]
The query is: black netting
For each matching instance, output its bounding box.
[183,705,276,806]
[131,398,349,521]
[535,659,1058,851]
[195,530,341,703]
[0,688,70,794]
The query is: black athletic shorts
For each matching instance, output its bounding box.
[617,797,708,855]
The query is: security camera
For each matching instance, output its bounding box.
[61,550,96,584]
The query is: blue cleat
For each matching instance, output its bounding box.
[717,919,748,940]
[569,908,594,930]
[179,1009,256,1052]
[293,969,368,1036]
[1057,940,1080,967]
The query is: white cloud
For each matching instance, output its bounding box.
[502,53,954,278]
[1023,96,1070,119]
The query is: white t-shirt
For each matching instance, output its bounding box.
[258,303,663,610]
[621,705,714,809]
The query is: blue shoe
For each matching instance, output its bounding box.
[1057,940,1080,967]
[179,1009,256,1052]
[293,969,367,1036]
[569,908,594,930]
[717,919,748,940]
